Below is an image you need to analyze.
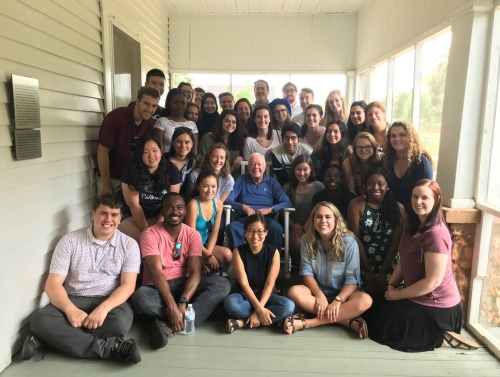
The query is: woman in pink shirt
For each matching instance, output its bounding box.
[364,179,475,351]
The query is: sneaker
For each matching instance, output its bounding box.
[150,318,173,349]
[109,338,141,364]
[21,334,44,360]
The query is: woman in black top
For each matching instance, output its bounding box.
[223,215,295,333]
[119,134,180,243]
[197,93,219,141]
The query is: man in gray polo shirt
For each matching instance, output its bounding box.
[21,195,142,364]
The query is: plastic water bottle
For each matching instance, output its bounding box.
[182,304,195,335]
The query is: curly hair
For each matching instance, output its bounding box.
[384,121,433,170]
[199,142,231,178]
[126,134,170,192]
[304,201,352,261]
[212,109,243,153]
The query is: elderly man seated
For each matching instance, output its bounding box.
[225,153,292,250]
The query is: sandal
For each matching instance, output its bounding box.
[443,331,479,350]
[348,317,368,339]
[226,318,240,334]
[281,313,307,335]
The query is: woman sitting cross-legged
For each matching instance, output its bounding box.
[223,214,295,333]
[119,134,181,243]
[364,179,478,352]
[186,171,232,275]
[287,202,372,337]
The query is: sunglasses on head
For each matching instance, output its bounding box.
[173,242,182,261]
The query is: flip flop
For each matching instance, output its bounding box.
[443,331,480,350]
[226,318,240,334]
[348,317,368,339]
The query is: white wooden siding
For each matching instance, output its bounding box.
[0,0,170,372]
[169,14,358,72]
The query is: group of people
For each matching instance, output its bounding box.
[21,68,477,366]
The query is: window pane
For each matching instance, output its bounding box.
[291,74,346,107]
[173,73,231,99]
[357,71,370,102]
[232,74,289,104]
[371,61,388,107]
[392,49,415,122]
[419,32,451,171]
[478,215,500,341]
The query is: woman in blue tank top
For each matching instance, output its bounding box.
[186,171,232,274]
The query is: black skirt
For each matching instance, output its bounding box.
[363,299,462,352]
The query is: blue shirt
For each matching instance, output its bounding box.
[299,234,361,293]
[224,174,292,216]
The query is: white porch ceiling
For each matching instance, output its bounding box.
[164,0,372,15]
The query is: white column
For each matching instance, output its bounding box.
[438,4,494,208]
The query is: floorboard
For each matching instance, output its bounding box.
[3,320,498,377]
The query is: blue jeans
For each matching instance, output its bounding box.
[132,276,231,326]
[226,216,283,251]
[223,292,295,324]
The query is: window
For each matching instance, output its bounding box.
[371,61,388,107]
[357,30,451,173]
[392,49,415,123]
[172,72,347,106]
[471,4,500,357]
[112,26,141,108]
[418,32,451,168]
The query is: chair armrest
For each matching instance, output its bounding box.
[223,204,232,227]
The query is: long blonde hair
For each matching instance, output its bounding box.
[304,201,352,261]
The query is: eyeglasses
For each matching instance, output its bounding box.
[173,242,182,261]
[284,88,296,93]
[245,230,266,236]
[273,108,288,114]
[356,145,373,152]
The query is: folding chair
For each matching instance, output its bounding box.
[223,205,295,278]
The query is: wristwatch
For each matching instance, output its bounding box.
[179,296,187,305]
[334,296,343,303]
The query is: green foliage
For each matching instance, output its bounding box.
[172,73,193,88]
[235,87,255,103]
[392,90,413,123]
[419,60,447,128]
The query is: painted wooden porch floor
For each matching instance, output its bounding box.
[3,318,498,377]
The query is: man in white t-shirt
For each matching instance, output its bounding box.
[22,195,141,364]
